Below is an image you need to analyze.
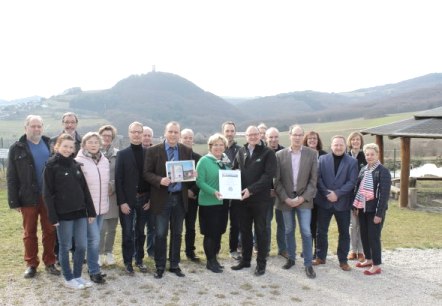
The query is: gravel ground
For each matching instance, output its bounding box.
[1,248,441,305]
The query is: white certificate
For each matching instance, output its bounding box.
[219,170,242,200]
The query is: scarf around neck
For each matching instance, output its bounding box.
[353,160,380,210]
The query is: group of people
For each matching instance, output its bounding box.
[7,113,391,290]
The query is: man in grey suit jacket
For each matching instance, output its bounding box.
[313,135,358,271]
[274,125,317,279]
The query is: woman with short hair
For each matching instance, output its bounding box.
[196,133,230,273]
[353,143,391,275]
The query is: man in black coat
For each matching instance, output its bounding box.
[115,121,151,275]
[231,126,277,276]
[7,115,60,278]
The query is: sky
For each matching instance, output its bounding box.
[1,0,442,101]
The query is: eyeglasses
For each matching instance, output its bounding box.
[129,130,143,134]
[291,134,304,137]
[63,121,77,125]
[101,134,113,138]
[246,133,259,137]
[307,137,318,141]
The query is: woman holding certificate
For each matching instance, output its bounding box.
[196,133,230,273]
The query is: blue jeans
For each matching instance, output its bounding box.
[87,214,103,275]
[155,193,185,269]
[316,206,350,263]
[57,218,88,281]
[119,194,149,265]
[282,208,313,266]
[145,211,156,257]
[275,208,286,253]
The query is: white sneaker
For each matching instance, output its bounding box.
[75,277,93,288]
[64,279,85,290]
[230,251,242,260]
[98,254,105,266]
[106,253,115,265]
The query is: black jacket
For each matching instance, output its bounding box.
[43,153,96,224]
[7,134,51,209]
[234,141,276,204]
[354,163,391,218]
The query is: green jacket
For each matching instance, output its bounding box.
[196,154,230,206]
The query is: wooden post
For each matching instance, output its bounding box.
[400,137,410,208]
[375,135,384,164]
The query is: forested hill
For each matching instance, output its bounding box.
[70,72,248,134]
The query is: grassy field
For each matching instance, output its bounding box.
[1,187,441,287]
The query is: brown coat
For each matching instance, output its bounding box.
[143,142,192,215]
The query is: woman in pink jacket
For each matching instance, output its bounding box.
[75,132,110,284]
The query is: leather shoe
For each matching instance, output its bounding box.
[90,273,106,284]
[136,263,148,273]
[45,264,60,276]
[254,265,266,276]
[24,267,37,279]
[305,266,316,279]
[364,268,381,275]
[231,261,251,271]
[312,258,326,266]
[125,264,134,275]
[282,259,295,270]
[206,259,222,273]
[186,253,201,262]
[154,268,164,279]
[169,267,185,277]
[340,262,351,271]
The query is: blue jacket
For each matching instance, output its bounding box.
[316,153,358,211]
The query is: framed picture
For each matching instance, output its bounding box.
[166,160,196,183]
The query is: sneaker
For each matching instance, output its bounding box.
[230,251,242,260]
[106,253,115,265]
[64,279,85,290]
[136,263,148,273]
[90,273,106,284]
[75,277,93,288]
[98,254,104,266]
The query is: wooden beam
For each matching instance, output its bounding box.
[399,137,411,208]
[375,135,384,164]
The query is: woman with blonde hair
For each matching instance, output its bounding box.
[196,133,230,273]
[353,143,391,275]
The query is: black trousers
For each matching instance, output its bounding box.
[229,200,241,253]
[358,210,385,266]
[238,200,269,266]
[185,197,198,256]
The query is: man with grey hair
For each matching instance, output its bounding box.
[142,126,154,148]
[180,128,201,262]
[7,115,60,278]
[231,126,276,276]
[142,126,155,258]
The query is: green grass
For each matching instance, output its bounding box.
[1,187,441,287]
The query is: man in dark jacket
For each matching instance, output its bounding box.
[7,115,60,278]
[231,126,277,276]
[115,121,151,275]
[49,112,82,155]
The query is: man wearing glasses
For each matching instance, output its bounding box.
[231,126,276,276]
[50,112,82,155]
[115,122,151,275]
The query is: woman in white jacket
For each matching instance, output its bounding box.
[76,132,110,284]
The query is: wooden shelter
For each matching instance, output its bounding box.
[361,107,442,207]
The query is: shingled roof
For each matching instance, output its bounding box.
[361,107,442,139]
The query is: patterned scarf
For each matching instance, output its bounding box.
[82,149,102,164]
[353,160,380,210]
